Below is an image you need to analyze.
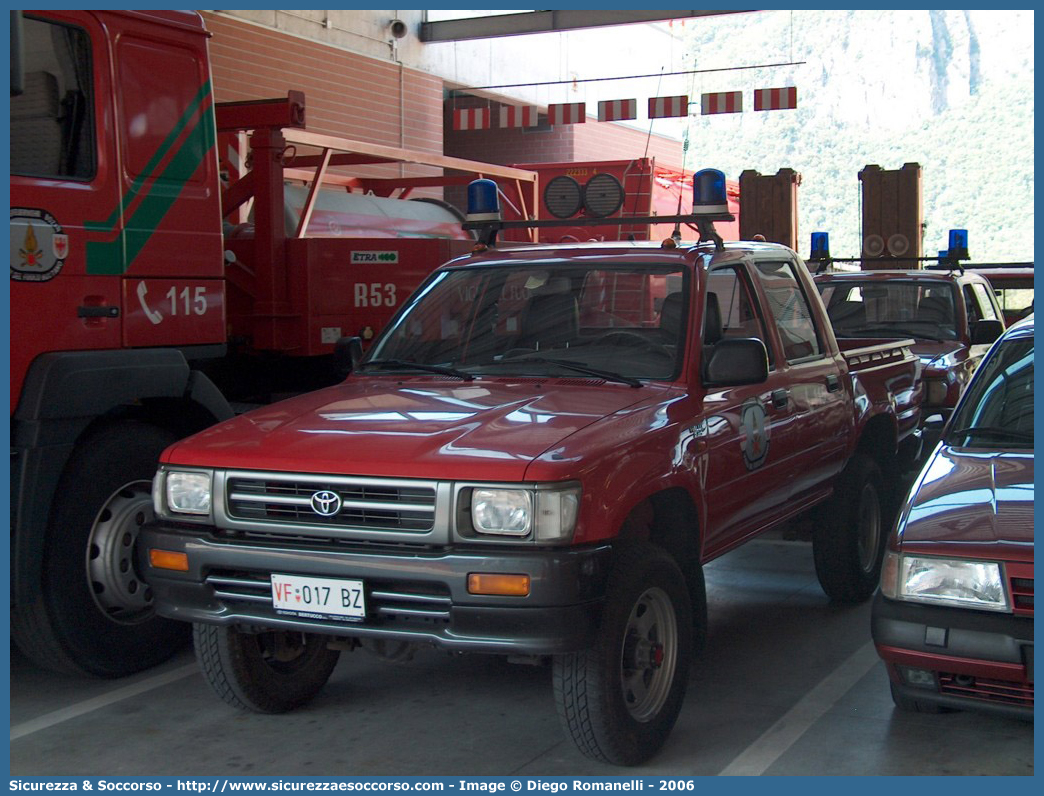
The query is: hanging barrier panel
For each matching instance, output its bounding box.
[648,95,689,118]
[754,86,797,111]
[597,99,637,122]
[499,105,540,128]
[701,91,743,115]
[548,102,586,125]
[453,107,491,130]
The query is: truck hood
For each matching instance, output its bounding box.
[898,446,1034,562]
[912,340,966,373]
[163,376,658,481]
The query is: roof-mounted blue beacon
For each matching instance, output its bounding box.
[692,169,731,217]
[466,179,501,223]
[947,228,969,261]
[809,232,830,261]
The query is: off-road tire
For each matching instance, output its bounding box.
[11,422,188,677]
[813,454,886,603]
[553,542,694,765]
[194,624,341,713]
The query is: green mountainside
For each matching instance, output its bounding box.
[677,10,1034,261]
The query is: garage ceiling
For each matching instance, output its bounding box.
[420,10,756,42]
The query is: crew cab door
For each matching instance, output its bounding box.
[699,263,796,557]
[750,258,850,506]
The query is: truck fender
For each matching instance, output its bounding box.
[11,349,233,604]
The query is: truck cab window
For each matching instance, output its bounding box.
[753,261,823,363]
[705,266,774,367]
[11,16,94,179]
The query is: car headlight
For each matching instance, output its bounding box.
[880,550,1009,612]
[467,485,581,542]
[158,469,213,517]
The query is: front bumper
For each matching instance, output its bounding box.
[140,522,612,656]
[871,592,1034,719]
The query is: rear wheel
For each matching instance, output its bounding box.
[194,624,341,713]
[553,543,693,765]
[11,422,188,677]
[813,454,886,603]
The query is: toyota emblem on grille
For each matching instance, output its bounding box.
[310,490,342,517]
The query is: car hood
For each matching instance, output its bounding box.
[163,376,661,481]
[898,446,1034,562]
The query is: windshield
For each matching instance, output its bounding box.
[946,335,1034,448]
[818,280,959,342]
[365,262,688,382]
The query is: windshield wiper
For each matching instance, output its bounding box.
[949,425,1034,443]
[486,355,643,388]
[361,359,474,381]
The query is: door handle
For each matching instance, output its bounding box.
[771,388,789,408]
[826,374,841,392]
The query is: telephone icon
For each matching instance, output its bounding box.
[136,281,163,325]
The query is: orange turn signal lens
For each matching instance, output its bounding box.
[467,573,531,597]
[149,549,189,572]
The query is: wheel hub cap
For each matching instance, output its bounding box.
[86,480,156,624]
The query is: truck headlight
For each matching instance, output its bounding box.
[472,489,532,535]
[925,377,949,406]
[468,485,581,542]
[881,551,1008,612]
[161,470,213,516]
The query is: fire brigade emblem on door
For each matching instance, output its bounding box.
[739,398,770,471]
[310,490,342,517]
[11,208,66,282]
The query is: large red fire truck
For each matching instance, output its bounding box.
[8,9,540,677]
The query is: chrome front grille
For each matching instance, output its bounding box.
[215,471,450,543]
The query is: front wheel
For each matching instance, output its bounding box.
[553,543,693,765]
[194,624,341,713]
[11,421,188,677]
[812,454,886,603]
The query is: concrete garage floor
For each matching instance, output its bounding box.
[9,538,1033,777]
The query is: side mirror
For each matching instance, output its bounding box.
[333,336,364,378]
[971,319,1003,346]
[703,338,769,386]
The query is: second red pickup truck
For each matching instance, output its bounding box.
[140,182,923,765]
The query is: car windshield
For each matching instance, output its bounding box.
[818,280,959,342]
[946,334,1034,448]
[364,262,688,382]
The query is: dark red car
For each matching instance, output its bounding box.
[872,314,1034,718]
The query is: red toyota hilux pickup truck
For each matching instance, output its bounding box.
[140,191,923,765]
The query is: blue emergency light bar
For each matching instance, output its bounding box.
[466,179,501,222]
[692,169,729,216]
[809,232,830,260]
[947,228,969,260]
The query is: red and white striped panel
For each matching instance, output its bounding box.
[597,99,637,122]
[754,86,797,111]
[548,102,586,125]
[453,108,491,131]
[648,95,689,118]
[701,91,743,115]
[499,105,540,128]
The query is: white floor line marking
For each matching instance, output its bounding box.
[10,663,199,741]
[717,640,880,776]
